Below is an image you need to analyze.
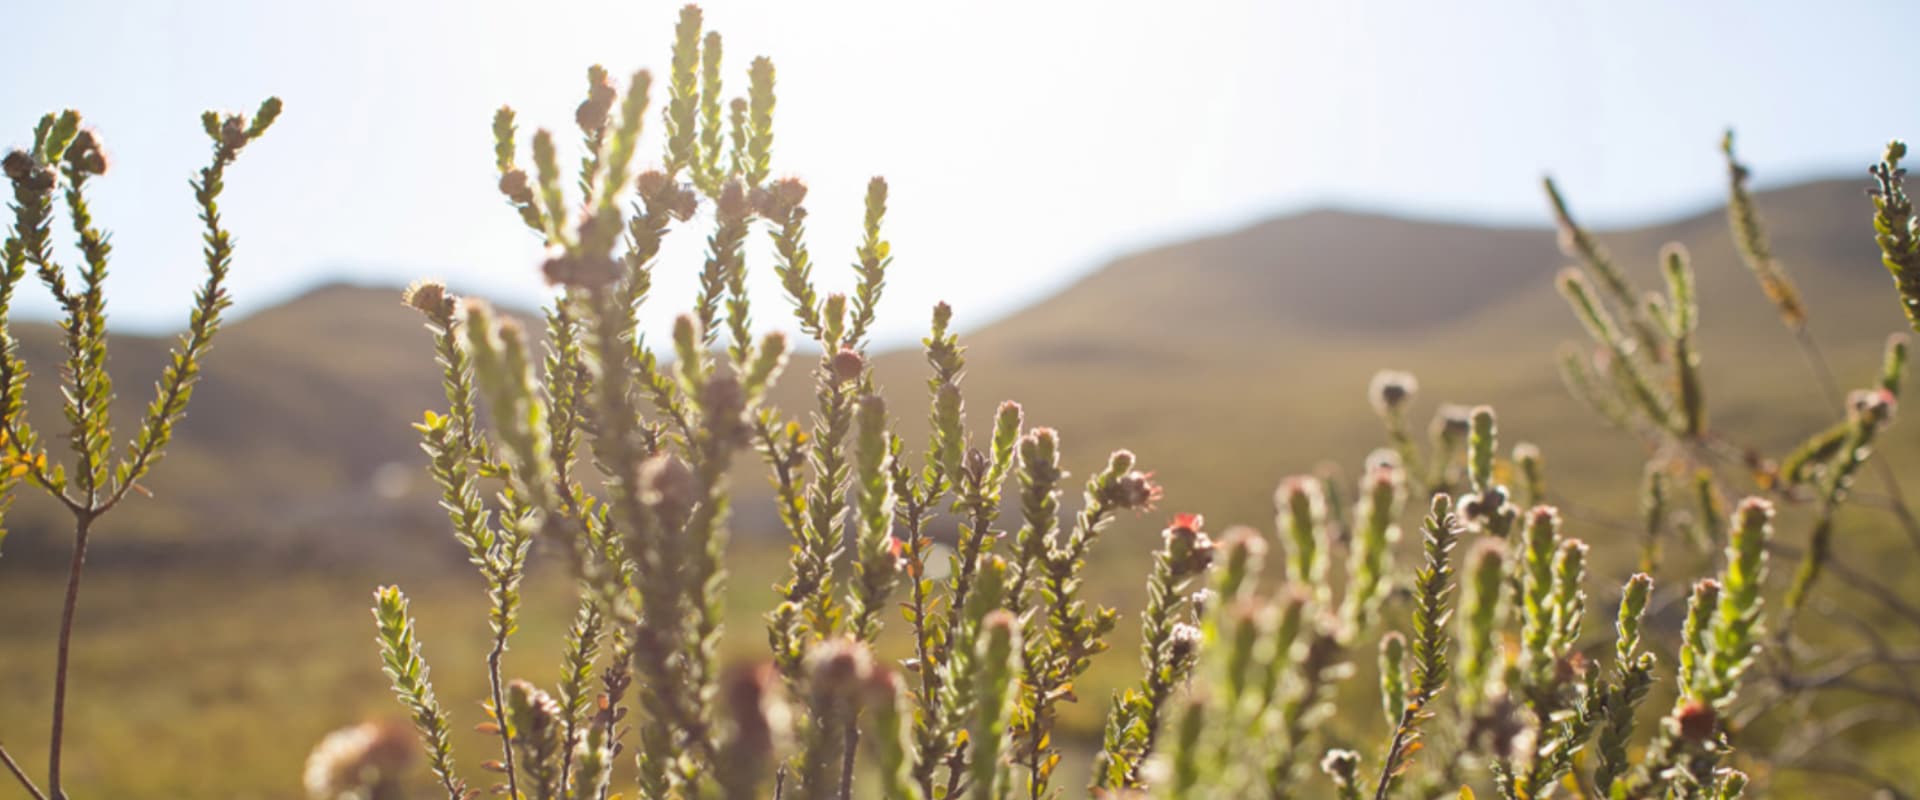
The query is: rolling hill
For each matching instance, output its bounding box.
[0,176,1911,571]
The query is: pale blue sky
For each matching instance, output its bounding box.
[3,1,1912,344]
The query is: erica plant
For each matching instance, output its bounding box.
[0,100,280,800]
[361,5,1920,798]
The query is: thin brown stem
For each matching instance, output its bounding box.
[487,635,521,800]
[836,721,859,800]
[46,511,93,800]
[1792,326,1920,557]
[0,741,47,800]
[1371,706,1420,800]
[1792,326,1846,410]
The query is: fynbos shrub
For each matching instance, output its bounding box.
[367,6,1915,799]
[0,100,280,800]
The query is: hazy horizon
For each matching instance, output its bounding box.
[5,1,1914,346]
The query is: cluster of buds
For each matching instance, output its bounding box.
[1431,404,1474,449]
[785,638,888,797]
[1161,513,1216,578]
[1367,369,1418,416]
[207,98,282,157]
[1319,748,1362,793]
[1870,140,1920,330]
[1105,464,1165,512]
[1849,386,1898,430]
[638,453,697,530]
[1168,622,1204,668]
[219,116,250,150]
[400,279,455,320]
[505,679,565,794]
[806,637,874,707]
[301,721,416,800]
[539,250,621,289]
[636,169,701,221]
[716,663,791,793]
[63,129,109,176]
[829,347,865,383]
[750,175,808,220]
[1459,483,1517,535]
[2,148,55,192]
[715,179,751,222]
[1674,699,1717,743]
[698,370,751,447]
[498,168,536,207]
[1460,405,1518,535]
[575,66,618,132]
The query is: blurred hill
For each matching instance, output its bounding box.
[3,177,1913,568]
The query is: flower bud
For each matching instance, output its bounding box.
[1460,485,1513,527]
[1168,622,1203,665]
[1362,447,1402,474]
[1161,513,1216,577]
[638,454,696,526]
[636,169,672,201]
[806,637,875,700]
[63,129,108,176]
[1849,387,1898,429]
[221,115,250,150]
[1433,403,1474,442]
[302,721,416,800]
[498,168,535,205]
[575,68,618,132]
[1320,749,1362,788]
[401,280,452,318]
[540,252,620,289]
[964,447,990,480]
[1368,369,1418,415]
[720,663,788,762]
[1189,588,1215,619]
[716,179,751,221]
[507,679,563,741]
[830,348,865,383]
[1675,698,1717,741]
[752,176,809,219]
[1106,469,1164,512]
[1,150,32,183]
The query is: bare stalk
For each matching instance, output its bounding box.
[45,511,93,800]
[0,741,46,800]
[487,623,521,800]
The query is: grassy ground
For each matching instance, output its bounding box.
[0,549,1143,798]
[4,506,1918,797]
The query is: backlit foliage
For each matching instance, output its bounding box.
[350,6,1920,799]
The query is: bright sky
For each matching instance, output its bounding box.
[4,1,1914,345]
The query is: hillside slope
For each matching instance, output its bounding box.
[2,177,1911,567]
[902,178,1910,529]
